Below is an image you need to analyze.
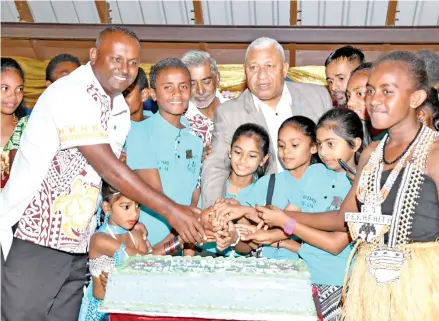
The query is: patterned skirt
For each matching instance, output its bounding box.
[312,284,342,321]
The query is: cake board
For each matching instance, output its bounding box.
[109,315,228,321]
[101,256,319,321]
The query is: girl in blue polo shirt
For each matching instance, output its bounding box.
[201,123,270,256]
[219,116,320,260]
[124,58,203,255]
[256,108,365,321]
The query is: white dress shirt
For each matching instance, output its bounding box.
[252,85,292,172]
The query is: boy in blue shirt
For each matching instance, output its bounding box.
[123,66,151,123]
[124,58,203,251]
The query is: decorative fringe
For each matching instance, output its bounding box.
[341,242,439,321]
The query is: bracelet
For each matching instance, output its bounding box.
[164,236,182,255]
[230,230,241,247]
[230,235,240,248]
[283,218,296,236]
[276,240,283,249]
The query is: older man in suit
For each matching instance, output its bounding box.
[201,37,332,208]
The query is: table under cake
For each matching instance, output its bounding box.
[109,315,240,321]
[102,256,319,321]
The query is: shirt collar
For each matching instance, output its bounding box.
[82,62,129,117]
[217,90,227,103]
[252,84,291,112]
[153,112,190,135]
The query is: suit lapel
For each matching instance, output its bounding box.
[243,89,278,173]
[243,90,268,128]
[286,83,300,115]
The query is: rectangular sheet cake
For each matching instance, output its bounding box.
[100,256,317,321]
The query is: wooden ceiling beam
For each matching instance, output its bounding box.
[29,39,45,60]
[386,0,398,26]
[14,1,34,23]
[95,0,111,24]
[3,23,439,44]
[290,0,298,25]
[192,0,204,25]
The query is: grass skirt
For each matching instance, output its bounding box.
[341,242,439,321]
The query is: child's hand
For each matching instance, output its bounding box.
[119,150,127,163]
[199,206,216,231]
[235,223,258,238]
[236,225,284,245]
[100,272,108,290]
[145,238,153,254]
[215,204,261,228]
[202,143,212,162]
[346,170,355,183]
[215,222,238,252]
[133,222,148,241]
[256,205,290,228]
[214,203,246,227]
[214,198,239,206]
[203,229,217,244]
[284,203,301,212]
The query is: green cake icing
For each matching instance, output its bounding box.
[117,255,311,276]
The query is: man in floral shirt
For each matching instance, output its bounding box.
[182,50,227,152]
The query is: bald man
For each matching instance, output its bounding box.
[1,26,204,321]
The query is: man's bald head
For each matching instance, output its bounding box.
[90,26,141,98]
[95,26,139,49]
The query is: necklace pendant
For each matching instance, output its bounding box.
[366,246,410,284]
[345,205,391,243]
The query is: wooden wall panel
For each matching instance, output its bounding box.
[139,42,199,62]
[1,39,38,59]
[34,40,95,61]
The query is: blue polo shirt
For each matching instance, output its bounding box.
[125,112,203,245]
[242,170,304,261]
[291,163,353,286]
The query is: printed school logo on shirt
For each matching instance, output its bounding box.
[186,149,199,174]
[327,196,343,211]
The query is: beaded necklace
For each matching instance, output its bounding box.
[356,125,425,206]
[345,125,437,284]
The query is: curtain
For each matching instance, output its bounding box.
[5,56,327,108]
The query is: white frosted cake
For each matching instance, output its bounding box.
[100,256,317,321]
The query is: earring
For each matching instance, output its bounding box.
[104,212,110,224]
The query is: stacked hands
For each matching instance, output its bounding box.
[100,201,300,290]
[198,199,301,252]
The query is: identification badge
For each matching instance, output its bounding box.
[345,205,391,243]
